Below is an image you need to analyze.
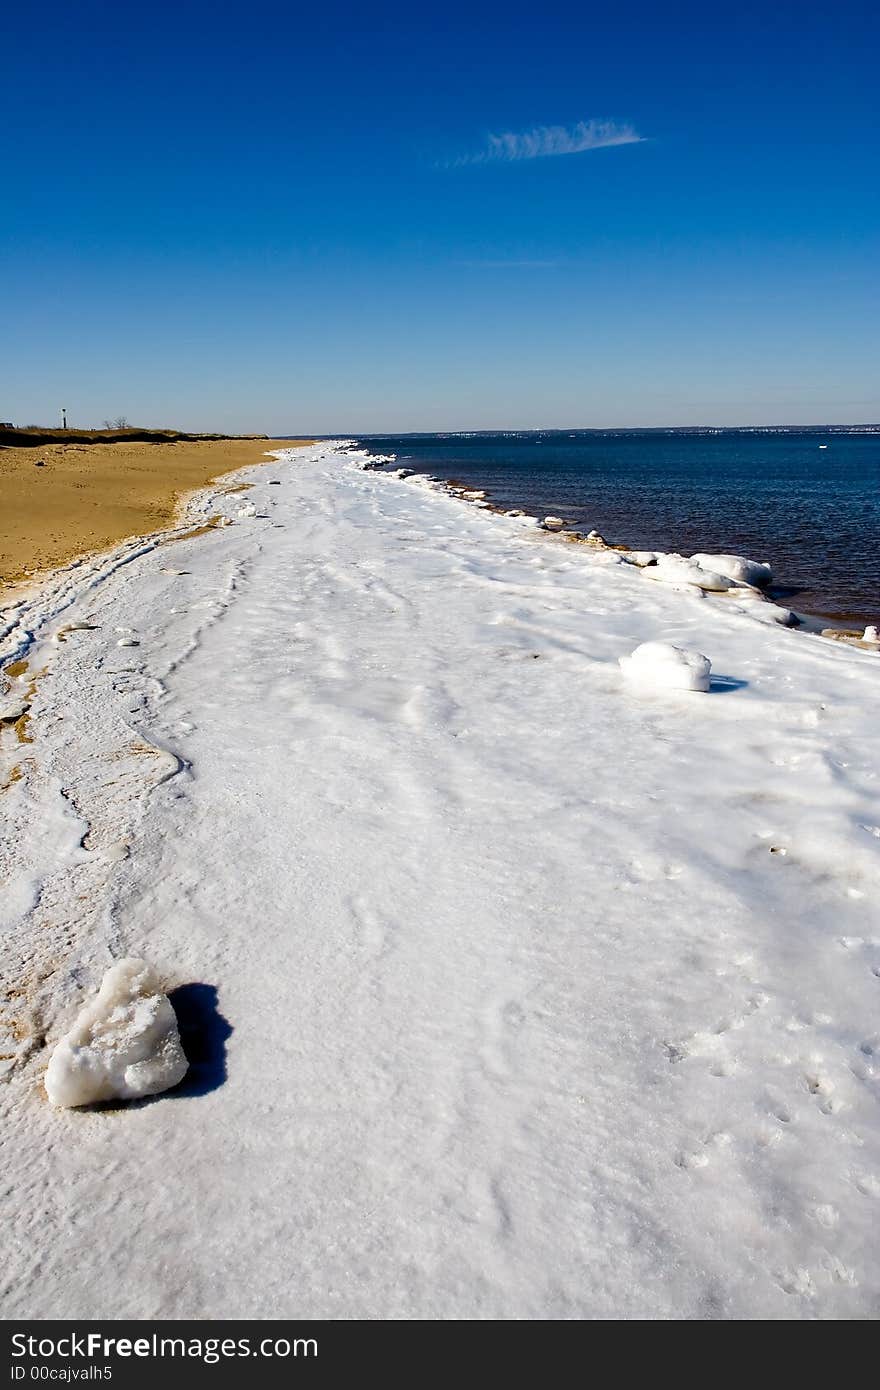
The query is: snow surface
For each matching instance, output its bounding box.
[1,442,879,1319]
[619,641,712,693]
[45,958,188,1107]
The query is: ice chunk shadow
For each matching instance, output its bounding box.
[167,983,233,1096]
[709,675,749,694]
[768,583,806,604]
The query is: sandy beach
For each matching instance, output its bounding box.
[0,437,310,592]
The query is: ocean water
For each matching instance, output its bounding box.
[356,430,880,626]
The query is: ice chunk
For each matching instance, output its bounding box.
[743,601,796,627]
[0,697,29,722]
[643,554,738,591]
[619,641,712,693]
[864,626,879,644]
[236,501,258,518]
[620,551,658,567]
[44,958,188,1107]
[542,516,565,531]
[691,553,773,588]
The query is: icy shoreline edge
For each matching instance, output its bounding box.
[3,439,878,688]
[350,443,879,655]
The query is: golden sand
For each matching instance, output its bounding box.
[0,437,310,592]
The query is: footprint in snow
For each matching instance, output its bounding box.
[804,1072,841,1114]
[480,994,527,1081]
[348,894,393,960]
[775,1267,816,1298]
[674,1132,730,1170]
[810,1203,839,1229]
[764,1091,793,1124]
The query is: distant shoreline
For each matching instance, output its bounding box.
[350,423,880,440]
[0,426,272,449]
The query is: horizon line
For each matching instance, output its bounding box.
[277,421,880,437]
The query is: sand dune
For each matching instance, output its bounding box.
[0,436,310,591]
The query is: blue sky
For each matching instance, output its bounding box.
[2,0,878,431]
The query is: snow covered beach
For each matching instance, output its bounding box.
[1,442,879,1319]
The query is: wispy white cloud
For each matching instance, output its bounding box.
[454,119,644,166]
[459,259,561,269]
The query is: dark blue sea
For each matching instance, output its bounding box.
[356,429,880,626]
